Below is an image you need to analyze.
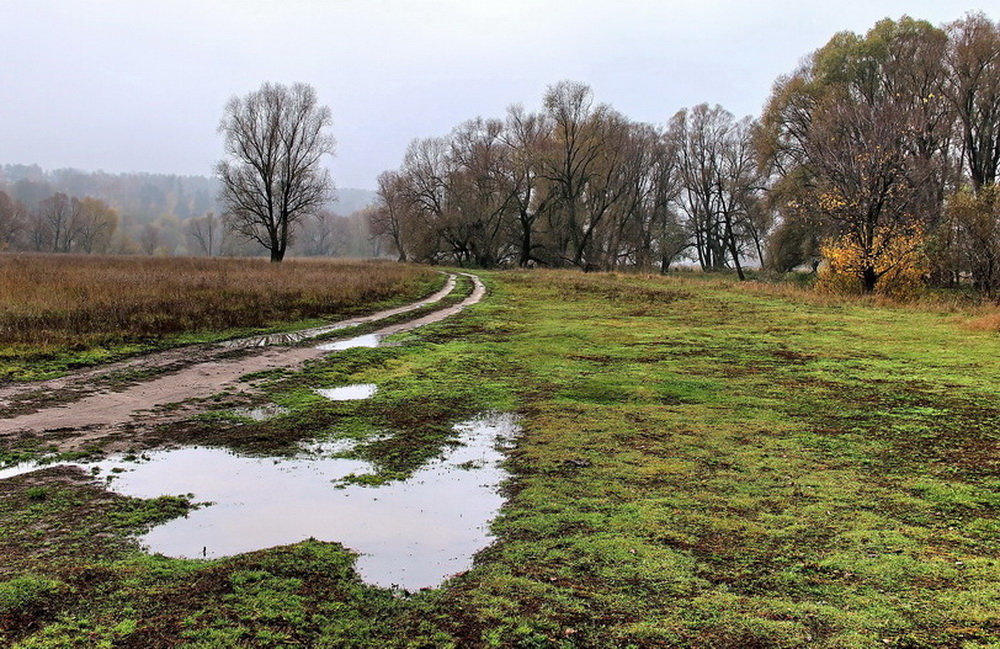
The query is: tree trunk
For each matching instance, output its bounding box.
[519,218,533,267]
[722,214,746,281]
[660,255,672,274]
[861,266,878,293]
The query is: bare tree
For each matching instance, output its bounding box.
[217,82,335,262]
[74,197,118,253]
[39,193,73,252]
[298,209,341,256]
[370,170,412,262]
[501,105,552,267]
[670,105,730,272]
[140,223,163,256]
[0,191,26,250]
[538,81,607,267]
[945,13,1000,192]
[400,137,452,263]
[447,117,520,267]
[187,212,220,256]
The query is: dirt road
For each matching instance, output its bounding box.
[0,273,484,451]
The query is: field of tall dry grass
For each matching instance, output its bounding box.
[0,254,437,349]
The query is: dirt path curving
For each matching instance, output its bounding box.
[0,273,485,451]
[0,274,458,414]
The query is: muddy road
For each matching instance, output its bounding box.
[0,273,485,452]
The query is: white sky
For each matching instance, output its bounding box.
[0,0,987,189]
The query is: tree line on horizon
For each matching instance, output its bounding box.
[0,165,379,258]
[369,12,1000,295]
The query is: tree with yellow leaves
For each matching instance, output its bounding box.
[818,226,928,296]
[803,99,926,292]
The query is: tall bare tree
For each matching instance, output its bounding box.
[370,170,412,262]
[538,81,607,267]
[945,13,1000,192]
[447,117,521,267]
[501,105,552,267]
[217,82,335,262]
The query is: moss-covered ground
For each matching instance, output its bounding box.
[1,270,998,647]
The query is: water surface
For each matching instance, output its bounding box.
[0,413,518,590]
[315,334,382,352]
[315,384,378,401]
[232,404,289,421]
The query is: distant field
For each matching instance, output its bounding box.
[0,254,437,380]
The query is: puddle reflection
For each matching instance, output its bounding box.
[315,384,377,401]
[232,404,289,421]
[315,334,382,352]
[0,413,518,591]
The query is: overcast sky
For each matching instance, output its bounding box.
[0,1,987,190]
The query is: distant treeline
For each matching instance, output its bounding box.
[369,13,1000,295]
[0,165,379,258]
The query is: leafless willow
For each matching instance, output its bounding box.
[217,82,335,262]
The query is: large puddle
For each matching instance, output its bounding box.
[315,333,382,352]
[0,413,518,591]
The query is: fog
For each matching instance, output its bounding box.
[0,0,980,189]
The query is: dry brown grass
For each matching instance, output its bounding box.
[744,277,1000,332]
[960,311,1000,332]
[0,254,437,349]
[653,271,1000,331]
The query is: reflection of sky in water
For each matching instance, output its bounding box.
[315,383,378,401]
[232,404,289,421]
[0,413,518,591]
[315,334,382,352]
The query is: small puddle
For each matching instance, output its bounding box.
[315,334,382,352]
[0,413,518,591]
[315,384,377,401]
[232,404,289,421]
[298,437,360,456]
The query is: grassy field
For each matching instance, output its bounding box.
[2,269,1000,647]
[0,254,438,381]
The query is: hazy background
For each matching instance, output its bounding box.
[0,0,983,190]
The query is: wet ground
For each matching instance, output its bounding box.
[0,272,485,452]
[0,413,518,590]
[0,272,510,591]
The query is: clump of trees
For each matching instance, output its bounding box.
[0,167,381,258]
[371,12,1000,298]
[760,12,1000,294]
[0,190,118,254]
[370,81,765,274]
